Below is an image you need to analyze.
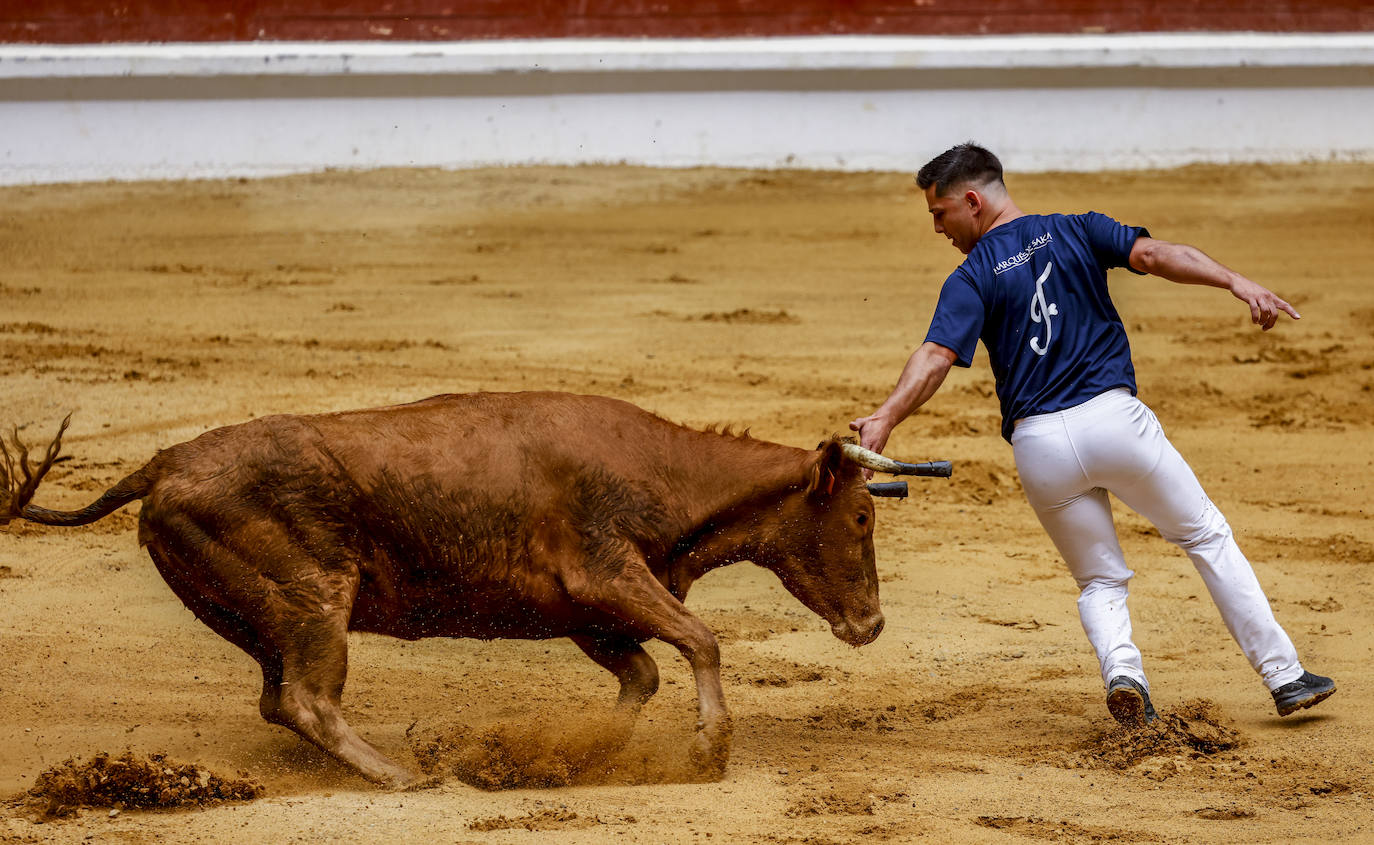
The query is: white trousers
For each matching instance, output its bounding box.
[1010,389,1303,692]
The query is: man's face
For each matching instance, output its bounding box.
[923,184,981,255]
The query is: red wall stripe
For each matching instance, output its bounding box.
[1,1,1370,43]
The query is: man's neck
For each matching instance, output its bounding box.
[981,198,1025,237]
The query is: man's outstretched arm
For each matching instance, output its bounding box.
[1128,236,1300,331]
[849,342,958,461]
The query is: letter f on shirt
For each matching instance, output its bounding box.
[1030,261,1058,356]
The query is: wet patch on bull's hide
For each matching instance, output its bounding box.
[231,449,362,559]
[408,713,705,790]
[567,470,670,578]
[358,468,668,587]
[357,471,531,587]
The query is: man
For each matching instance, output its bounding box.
[850,142,1335,726]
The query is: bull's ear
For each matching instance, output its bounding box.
[806,439,846,497]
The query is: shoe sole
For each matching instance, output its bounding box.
[1107,687,1147,727]
[1276,686,1336,717]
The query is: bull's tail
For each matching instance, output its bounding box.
[0,415,152,528]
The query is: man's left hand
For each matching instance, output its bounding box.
[1230,276,1301,331]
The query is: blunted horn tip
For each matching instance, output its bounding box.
[840,442,904,474]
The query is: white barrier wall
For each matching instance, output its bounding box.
[1,33,1372,184]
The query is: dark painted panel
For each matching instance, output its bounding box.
[1,1,1369,43]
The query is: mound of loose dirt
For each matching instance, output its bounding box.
[411,715,636,790]
[1076,699,1243,770]
[21,751,263,819]
[414,722,614,790]
[409,715,707,790]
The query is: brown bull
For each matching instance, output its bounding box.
[1,391,896,786]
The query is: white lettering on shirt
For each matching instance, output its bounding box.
[1029,261,1058,356]
[993,232,1053,276]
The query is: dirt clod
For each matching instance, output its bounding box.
[1079,700,1242,770]
[21,752,263,819]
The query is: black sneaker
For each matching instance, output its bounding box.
[1106,676,1158,727]
[1272,671,1336,716]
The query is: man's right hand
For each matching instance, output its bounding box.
[848,413,894,479]
[848,341,957,477]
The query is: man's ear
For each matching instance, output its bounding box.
[964,188,983,215]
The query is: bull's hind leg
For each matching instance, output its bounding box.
[144,516,413,786]
[147,542,287,739]
[571,633,660,713]
[570,634,660,751]
[266,609,415,787]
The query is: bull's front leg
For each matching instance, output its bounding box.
[675,618,733,779]
[563,562,733,778]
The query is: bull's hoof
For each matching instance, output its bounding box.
[376,767,428,791]
[687,732,731,781]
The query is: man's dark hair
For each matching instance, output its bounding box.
[916,143,1004,196]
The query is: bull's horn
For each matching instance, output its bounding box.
[840,443,907,474]
[841,443,954,477]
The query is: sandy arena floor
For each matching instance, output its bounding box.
[1,163,1371,843]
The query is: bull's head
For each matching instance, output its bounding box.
[751,440,887,647]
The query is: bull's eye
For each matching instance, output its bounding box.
[856,513,869,526]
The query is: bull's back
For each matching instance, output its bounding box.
[307,391,671,496]
[148,392,657,491]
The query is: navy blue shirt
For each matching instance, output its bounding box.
[923,212,1149,442]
